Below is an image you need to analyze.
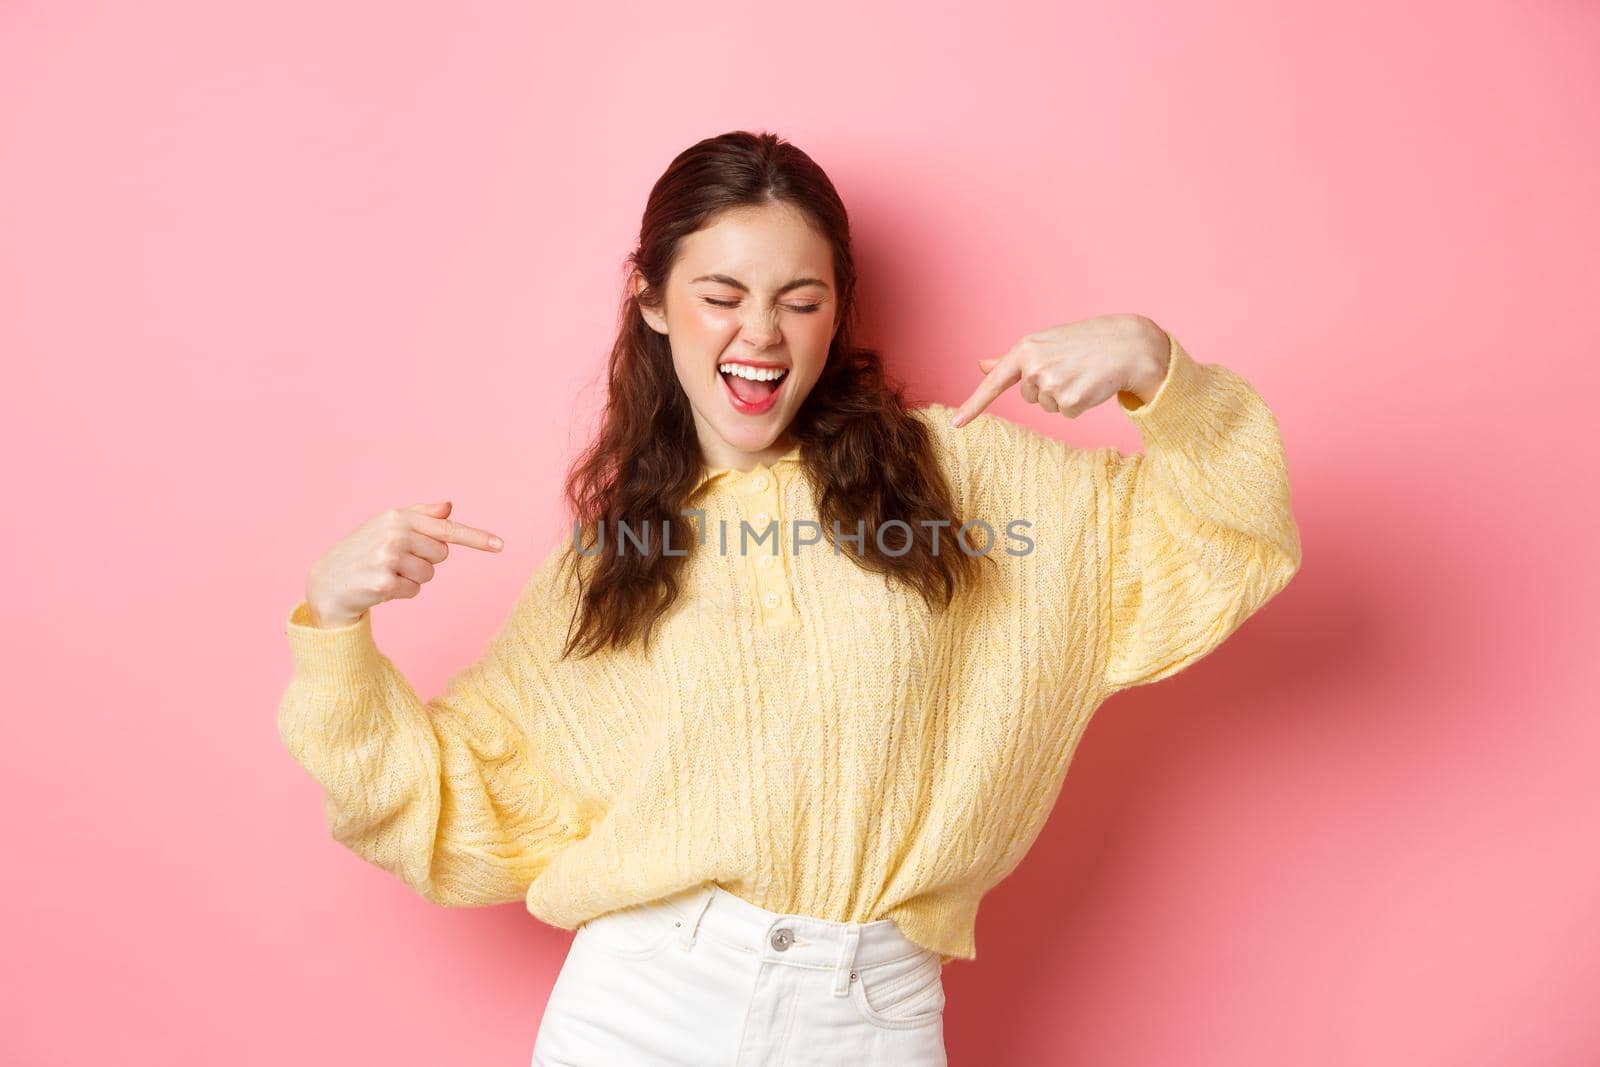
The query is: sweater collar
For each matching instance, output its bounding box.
[690,443,803,496]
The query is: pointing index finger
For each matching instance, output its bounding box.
[951,352,1022,428]
[412,512,504,552]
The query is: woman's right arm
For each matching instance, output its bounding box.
[277,538,600,907]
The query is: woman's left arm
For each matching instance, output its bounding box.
[948,313,1303,696]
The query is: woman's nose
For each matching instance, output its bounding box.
[739,309,781,346]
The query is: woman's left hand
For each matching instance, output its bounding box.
[949,313,1171,428]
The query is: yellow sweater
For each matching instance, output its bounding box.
[277,331,1302,965]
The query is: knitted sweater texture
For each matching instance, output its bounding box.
[277,331,1302,965]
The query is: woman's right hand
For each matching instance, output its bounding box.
[303,500,505,628]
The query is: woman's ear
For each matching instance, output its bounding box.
[633,271,668,335]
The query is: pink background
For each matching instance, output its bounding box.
[3,1,1596,1064]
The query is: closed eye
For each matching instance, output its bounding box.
[705,297,822,313]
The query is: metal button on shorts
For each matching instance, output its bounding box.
[770,927,794,950]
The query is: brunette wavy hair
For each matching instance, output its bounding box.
[554,129,989,659]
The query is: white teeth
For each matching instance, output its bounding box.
[718,363,788,382]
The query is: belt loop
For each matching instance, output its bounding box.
[678,883,715,949]
[832,925,861,997]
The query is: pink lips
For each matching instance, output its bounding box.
[720,366,785,415]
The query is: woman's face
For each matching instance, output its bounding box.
[636,201,839,470]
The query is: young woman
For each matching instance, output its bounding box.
[278,130,1302,1065]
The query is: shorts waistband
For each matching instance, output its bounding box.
[641,882,935,996]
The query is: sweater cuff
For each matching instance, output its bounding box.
[284,599,387,693]
[1115,330,1212,440]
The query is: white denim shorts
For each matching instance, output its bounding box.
[531,881,947,1066]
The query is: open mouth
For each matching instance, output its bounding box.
[718,362,789,415]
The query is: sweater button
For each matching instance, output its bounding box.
[771,927,794,951]
[753,475,769,491]
[763,591,781,608]
[754,511,771,526]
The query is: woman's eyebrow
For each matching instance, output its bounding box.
[690,273,831,294]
